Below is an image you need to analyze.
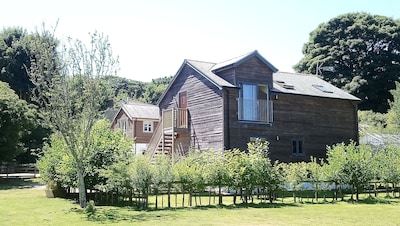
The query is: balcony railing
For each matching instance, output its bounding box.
[238,98,273,123]
[162,108,189,130]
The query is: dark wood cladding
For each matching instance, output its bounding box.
[159,64,224,152]
[217,57,274,87]
[227,92,359,162]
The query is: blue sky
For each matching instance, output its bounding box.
[1,0,399,82]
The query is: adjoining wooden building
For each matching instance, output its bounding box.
[110,101,160,155]
[146,50,360,162]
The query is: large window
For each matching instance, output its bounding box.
[143,121,153,133]
[238,84,273,123]
[292,139,304,156]
[241,84,258,121]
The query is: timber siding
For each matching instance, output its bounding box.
[159,64,225,151]
[151,50,360,163]
[228,93,358,162]
[134,120,159,143]
[231,57,274,87]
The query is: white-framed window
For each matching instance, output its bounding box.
[120,120,127,135]
[143,121,153,133]
[292,139,305,156]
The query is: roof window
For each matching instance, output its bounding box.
[313,84,333,93]
[275,80,295,89]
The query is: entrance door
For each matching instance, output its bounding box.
[179,91,187,109]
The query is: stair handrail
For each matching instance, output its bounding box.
[145,116,163,161]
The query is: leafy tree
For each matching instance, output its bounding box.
[281,162,308,203]
[0,26,58,162]
[358,110,388,134]
[326,141,374,201]
[140,76,172,104]
[151,155,175,208]
[0,27,33,101]
[0,81,36,162]
[30,31,119,208]
[307,157,328,202]
[387,82,400,132]
[295,13,400,113]
[374,144,400,197]
[203,149,229,205]
[37,120,133,191]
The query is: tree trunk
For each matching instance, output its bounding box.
[167,185,171,208]
[218,185,222,205]
[77,165,87,208]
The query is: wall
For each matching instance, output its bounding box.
[159,64,225,152]
[228,92,358,162]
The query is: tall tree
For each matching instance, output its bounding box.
[0,81,36,162]
[295,13,400,113]
[30,31,119,208]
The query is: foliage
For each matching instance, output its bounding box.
[37,120,133,190]
[295,13,400,113]
[358,110,387,134]
[140,76,172,104]
[307,157,328,202]
[373,144,400,196]
[387,81,400,132]
[281,161,308,203]
[30,30,119,208]
[326,141,374,201]
[0,81,37,162]
[0,26,57,163]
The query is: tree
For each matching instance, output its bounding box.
[0,27,33,101]
[281,162,308,203]
[326,141,374,201]
[387,82,400,132]
[0,81,36,162]
[30,31,119,208]
[295,13,400,113]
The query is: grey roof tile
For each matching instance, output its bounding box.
[121,101,160,119]
[186,59,236,88]
[272,72,360,101]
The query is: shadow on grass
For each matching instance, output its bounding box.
[0,178,43,190]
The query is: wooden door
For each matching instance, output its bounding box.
[179,91,187,109]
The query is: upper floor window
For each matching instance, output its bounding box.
[238,84,273,123]
[120,120,127,135]
[143,121,153,133]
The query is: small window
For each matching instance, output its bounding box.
[313,84,333,93]
[250,137,267,142]
[143,121,153,133]
[120,120,127,135]
[292,139,304,156]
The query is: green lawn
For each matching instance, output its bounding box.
[1,179,399,226]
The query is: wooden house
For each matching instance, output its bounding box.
[146,50,360,162]
[110,101,160,155]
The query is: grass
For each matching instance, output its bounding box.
[1,179,400,226]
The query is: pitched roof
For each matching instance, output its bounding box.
[186,59,236,88]
[272,72,360,101]
[212,50,278,73]
[114,101,160,121]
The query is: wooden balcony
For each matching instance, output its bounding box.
[146,108,189,163]
[162,108,189,131]
[238,98,273,123]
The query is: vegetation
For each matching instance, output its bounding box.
[0,180,400,226]
[295,13,400,113]
[29,30,119,208]
[0,81,37,162]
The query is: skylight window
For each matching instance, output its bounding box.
[275,80,295,89]
[313,84,333,93]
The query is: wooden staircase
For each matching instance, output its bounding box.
[146,108,189,163]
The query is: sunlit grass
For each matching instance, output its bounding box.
[1,179,399,226]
